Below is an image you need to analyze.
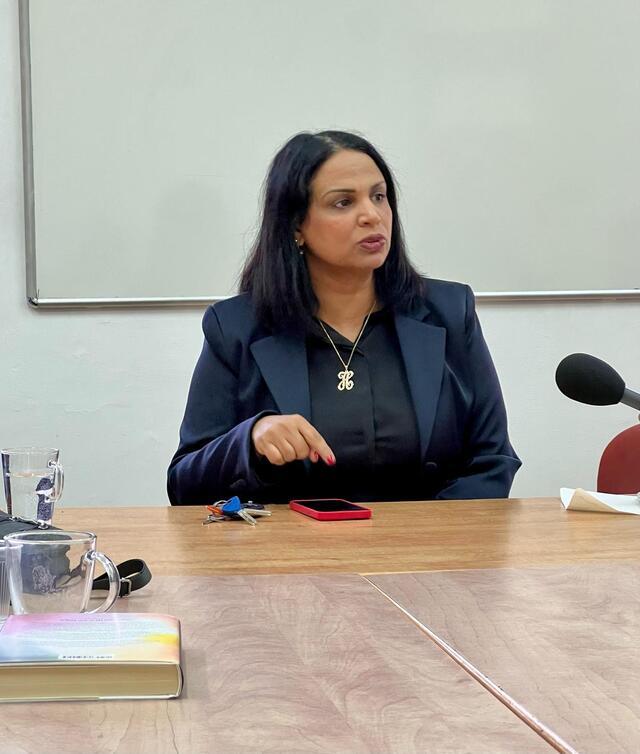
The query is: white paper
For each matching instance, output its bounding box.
[560,487,640,515]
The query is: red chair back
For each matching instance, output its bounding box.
[597,424,640,494]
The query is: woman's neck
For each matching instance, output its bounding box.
[311,269,377,338]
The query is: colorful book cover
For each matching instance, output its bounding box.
[0,613,180,665]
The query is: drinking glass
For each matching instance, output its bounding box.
[4,530,120,614]
[1,447,64,526]
[0,541,9,625]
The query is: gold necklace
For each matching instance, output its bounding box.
[317,302,376,391]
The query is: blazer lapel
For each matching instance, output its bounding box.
[394,310,446,459]
[250,334,311,419]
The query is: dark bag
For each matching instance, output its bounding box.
[0,511,151,598]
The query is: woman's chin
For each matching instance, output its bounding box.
[360,249,389,269]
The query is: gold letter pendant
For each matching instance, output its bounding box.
[337,369,354,391]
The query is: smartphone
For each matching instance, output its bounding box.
[289,498,372,521]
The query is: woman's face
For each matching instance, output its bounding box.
[298,149,393,276]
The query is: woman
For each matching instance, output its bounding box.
[167,131,520,505]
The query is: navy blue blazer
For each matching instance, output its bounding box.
[167,278,520,505]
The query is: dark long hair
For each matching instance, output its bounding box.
[239,130,424,332]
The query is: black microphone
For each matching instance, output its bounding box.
[555,353,640,411]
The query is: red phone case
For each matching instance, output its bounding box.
[289,499,372,521]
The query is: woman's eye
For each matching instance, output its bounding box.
[335,198,351,208]
[373,192,387,202]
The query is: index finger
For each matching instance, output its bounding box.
[296,417,335,464]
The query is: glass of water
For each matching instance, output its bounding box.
[1,447,64,527]
[0,541,9,625]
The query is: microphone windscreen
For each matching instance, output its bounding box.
[555,353,625,406]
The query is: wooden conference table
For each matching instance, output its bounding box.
[2,498,640,754]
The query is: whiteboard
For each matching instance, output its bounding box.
[20,0,640,306]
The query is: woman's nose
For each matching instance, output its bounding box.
[358,200,382,225]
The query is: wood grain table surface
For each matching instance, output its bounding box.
[0,574,551,754]
[57,497,640,576]
[370,564,640,754]
[5,499,638,753]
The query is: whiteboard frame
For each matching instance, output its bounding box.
[19,0,640,309]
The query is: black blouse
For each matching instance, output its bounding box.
[303,309,421,502]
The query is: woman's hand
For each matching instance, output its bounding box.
[251,414,335,466]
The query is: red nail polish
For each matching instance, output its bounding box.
[326,454,335,466]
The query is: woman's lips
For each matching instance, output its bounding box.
[358,235,386,252]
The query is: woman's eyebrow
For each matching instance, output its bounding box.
[321,181,386,199]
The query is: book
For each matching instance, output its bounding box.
[0,612,182,702]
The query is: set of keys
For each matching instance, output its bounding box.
[202,496,272,527]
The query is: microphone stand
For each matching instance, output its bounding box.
[621,387,640,416]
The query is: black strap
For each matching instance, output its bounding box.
[93,558,152,598]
